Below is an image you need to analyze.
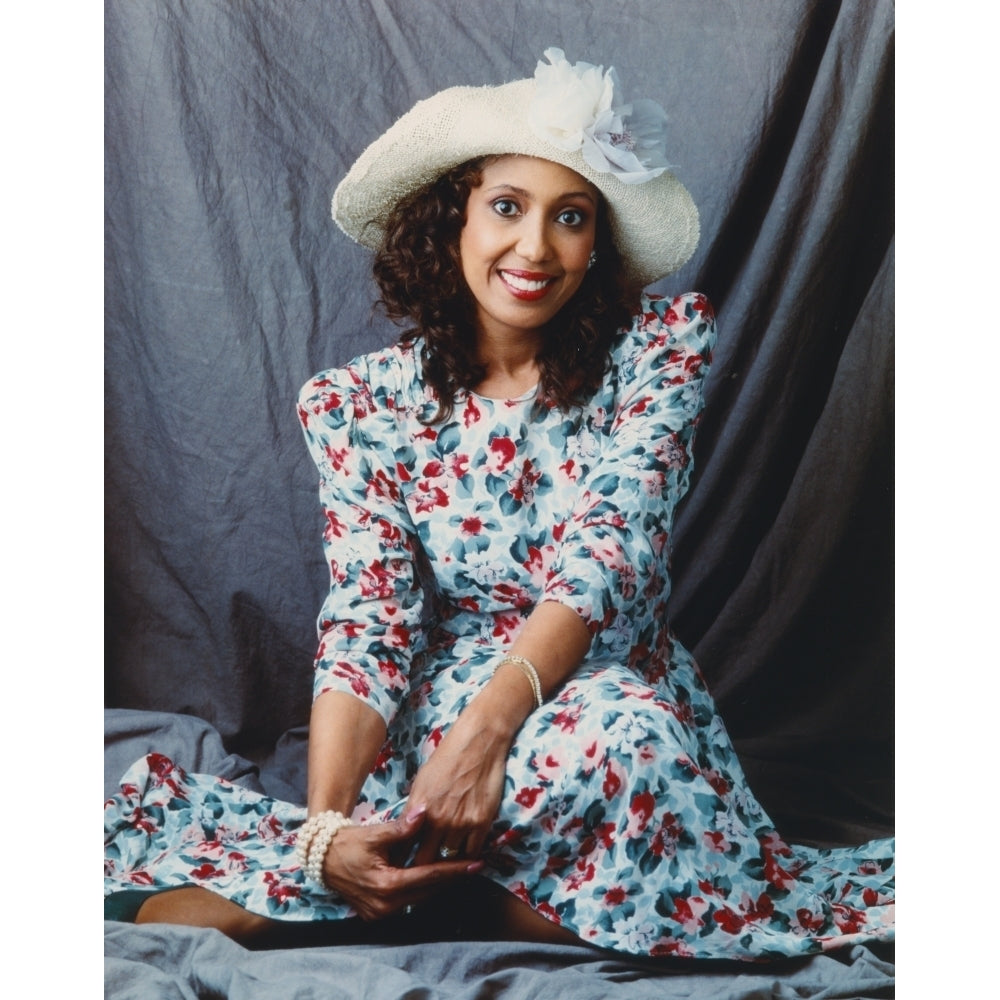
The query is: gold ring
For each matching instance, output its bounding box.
[438,846,459,859]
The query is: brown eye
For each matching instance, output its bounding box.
[557,209,585,227]
[491,198,519,217]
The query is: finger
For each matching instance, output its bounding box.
[351,857,477,921]
[328,850,476,921]
[360,856,487,921]
[393,858,485,896]
[464,827,490,860]
[412,826,466,868]
[363,805,428,849]
[411,836,443,869]
[408,811,444,868]
[394,862,486,914]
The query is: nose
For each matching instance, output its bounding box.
[515,217,553,263]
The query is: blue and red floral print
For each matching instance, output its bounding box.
[104,293,894,959]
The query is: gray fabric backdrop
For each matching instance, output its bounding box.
[105,0,893,846]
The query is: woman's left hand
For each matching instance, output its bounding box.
[406,705,512,866]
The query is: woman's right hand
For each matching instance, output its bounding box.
[319,807,482,921]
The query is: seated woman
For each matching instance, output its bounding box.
[104,48,894,960]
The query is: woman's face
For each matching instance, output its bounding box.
[459,155,597,343]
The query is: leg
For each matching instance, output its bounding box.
[130,885,476,950]
[488,883,583,945]
[133,880,584,949]
[135,887,280,946]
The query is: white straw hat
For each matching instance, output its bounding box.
[332,50,699,287]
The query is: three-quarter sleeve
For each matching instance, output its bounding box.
[297,364,424,728]
[543,292,717,647]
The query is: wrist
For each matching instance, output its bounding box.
[495,655,543,709]
[467,665,536,737]
[296,810,354,887]
[307,785,359,818]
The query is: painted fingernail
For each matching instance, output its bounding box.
[466,861,485,873]
[404,804,426,823]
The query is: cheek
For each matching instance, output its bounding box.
[562,229,596,273]
[457,228,479,286]
[561,244,593,279]
[459,220,492,269]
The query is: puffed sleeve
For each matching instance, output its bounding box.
[542,292,716,647]
[296,362,424,728]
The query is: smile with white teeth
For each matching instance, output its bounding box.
[500,271,554,291]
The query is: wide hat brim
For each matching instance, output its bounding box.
[332,78,699,287]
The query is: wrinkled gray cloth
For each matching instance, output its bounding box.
[103,708,264,800]
[104,922,894,1000]
[105,1,892,990]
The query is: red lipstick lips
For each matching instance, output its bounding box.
[499,269,556,301]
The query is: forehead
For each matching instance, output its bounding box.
[477,155,596,198]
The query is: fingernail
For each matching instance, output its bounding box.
[404,805,426,823]
[466,861,485,873]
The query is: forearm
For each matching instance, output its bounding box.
[462,600,591,741]
[406,601,591,861]
[307,689,387,816]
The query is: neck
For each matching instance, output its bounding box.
[473,328,542,399]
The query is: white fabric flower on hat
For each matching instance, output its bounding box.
[528,47,615,150]
[528,48,670,185]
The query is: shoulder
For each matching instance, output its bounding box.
[609,291,717,385]
[625,291,716,354]
[297,342,423,434]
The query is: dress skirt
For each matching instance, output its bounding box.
[105,634,894,960]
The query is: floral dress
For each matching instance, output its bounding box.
[104,292,895,960]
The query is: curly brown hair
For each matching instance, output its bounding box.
[371,158,635,422]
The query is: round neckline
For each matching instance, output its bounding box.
[468,384,539,404]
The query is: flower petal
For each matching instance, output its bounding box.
[528,49,670,184]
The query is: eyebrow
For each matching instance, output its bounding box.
[484,184,596,205]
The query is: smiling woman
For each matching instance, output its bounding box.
[104,46,894,961]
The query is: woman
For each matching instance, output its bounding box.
[105,49,894,960]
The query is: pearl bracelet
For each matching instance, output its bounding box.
[295,810,354,888]
[495,654,544,710]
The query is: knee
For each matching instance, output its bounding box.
[550,671,672,753]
